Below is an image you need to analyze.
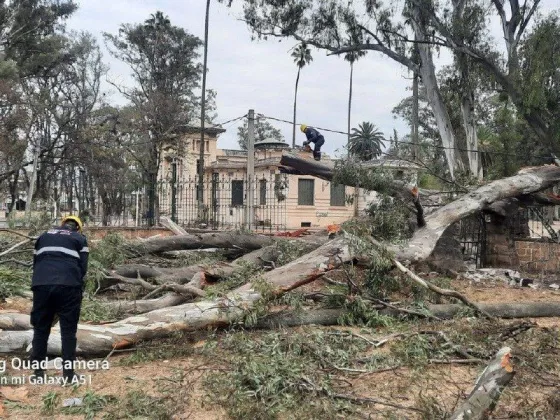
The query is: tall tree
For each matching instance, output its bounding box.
[0,0,77,207]
[103,11,203,226]
[348,122,385,161]
[344,46,366,145]
[290,42,312,148]
[233,0,462,179]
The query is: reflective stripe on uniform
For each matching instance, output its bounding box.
[34,246,80,259]
[80,247,89,253]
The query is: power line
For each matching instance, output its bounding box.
[257,113,553,161]
[216,114,247,126]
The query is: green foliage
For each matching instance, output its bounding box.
[364,196,414,241]
[80,298,124,323]
[41,391,60,415]
[273,239,311,266]
[520,14,560,142]
[291,42,313,68]
[204,329,367,419]
[337,297,396,328]
[0,266,30,299]
[348,122,386,161]
[237,118,286,150]
[84,233,128,295]
[103,390,172,420]
[204,262,264,298]
[332,160,393,193]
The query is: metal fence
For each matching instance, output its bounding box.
[157,173,288,232]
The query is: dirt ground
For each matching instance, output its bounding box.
[0,278,559,419]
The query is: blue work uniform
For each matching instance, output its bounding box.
[303,127,325,161]
[30,226,89,380]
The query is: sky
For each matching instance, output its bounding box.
[66,0,558,158]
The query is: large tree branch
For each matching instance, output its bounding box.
[395,165,560,261]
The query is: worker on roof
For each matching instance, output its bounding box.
[29,215,89,385]
[300,124,325,161]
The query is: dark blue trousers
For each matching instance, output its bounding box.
[30,285,82,377]
[312,137,325,160]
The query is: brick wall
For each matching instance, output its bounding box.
[486,234,560,273]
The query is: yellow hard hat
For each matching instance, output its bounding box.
[61,215,83,232]
[300,124,307,133]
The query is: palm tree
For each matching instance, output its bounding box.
[344,50,366,144]
[290,42,313,147]
[348,122,386,161]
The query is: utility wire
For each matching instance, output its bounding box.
[257,113,554,161]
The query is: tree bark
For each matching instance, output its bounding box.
[0,237,350,355]
[395,165,560,262]
[254,302,560,329]
[126,232,274,255]
[100,293,189,315]
[411,4,460,179]
[279,153,425,205]
[292,67,300,148]
[449,347,515,420]
[348,61,353,145]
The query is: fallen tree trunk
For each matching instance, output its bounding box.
[449,347,514,420]
[126,232,274,255]
[279,154,428,226]
[0,313,34,330]
[106,239,327,289]
[395,165,560,262]
[4,301,557,333]
[255,302,560,328]
[102,293,189,315]
[0,237,350,355]
[111,262,236,284]
[280,154,560,262]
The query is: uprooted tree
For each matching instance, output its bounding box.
[2,155,560,354]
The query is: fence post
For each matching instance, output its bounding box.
[245,109,255,230]
[171,159,177,223]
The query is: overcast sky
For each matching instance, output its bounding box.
[66,0,558,158]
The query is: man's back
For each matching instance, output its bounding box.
[32,227,88,289]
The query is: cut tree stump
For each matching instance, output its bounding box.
[449,347,515,420]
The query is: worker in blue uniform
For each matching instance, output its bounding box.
[29,215,88,384]
[300,124,325,161]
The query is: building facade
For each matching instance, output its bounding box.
[158,123,367,231]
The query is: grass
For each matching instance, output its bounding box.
[0,266,31,299]
[102,390,172,420]
[41,391,60,415]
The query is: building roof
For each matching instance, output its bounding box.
[178,119,226,135]
[220,149,248,157]
[254,139,290,149]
